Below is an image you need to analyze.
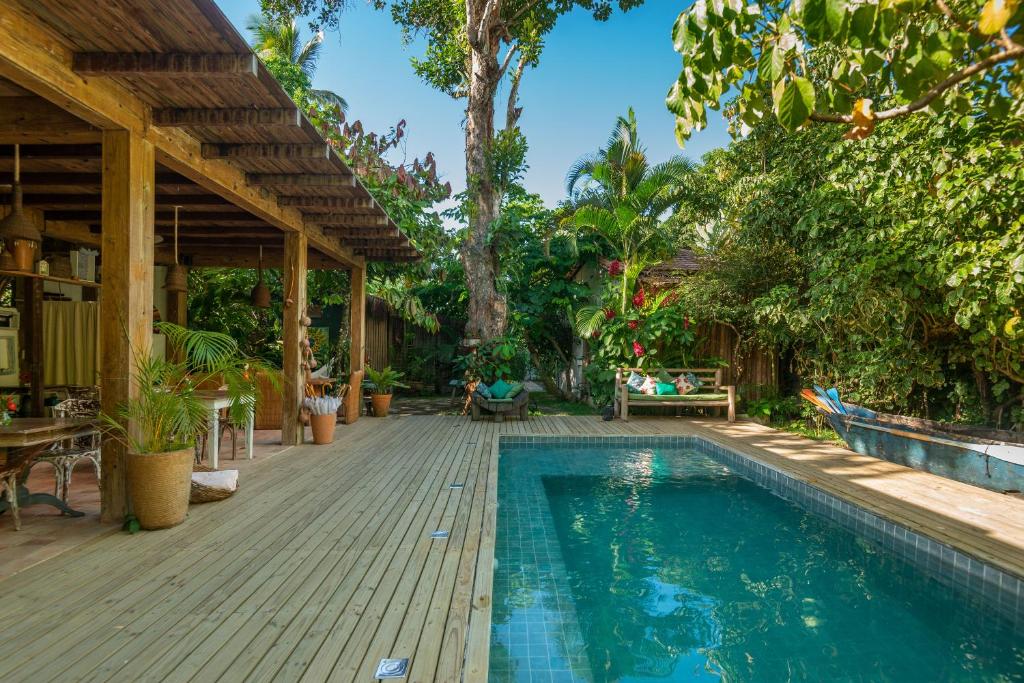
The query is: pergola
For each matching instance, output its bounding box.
[0,0,417,521]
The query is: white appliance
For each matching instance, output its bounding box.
[0,307,20,387]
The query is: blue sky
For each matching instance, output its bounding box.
[216,0,731,208]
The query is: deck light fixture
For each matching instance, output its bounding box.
[0,145,43,272]
[163,206,188,292]
[250,244,271,308]
[374,658,409,679]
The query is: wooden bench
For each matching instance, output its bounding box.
[615,367,735,422]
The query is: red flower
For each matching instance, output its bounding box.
[632,341,645,357]
[628,319,639,330]
[632,289,645,308]
[684,316,691,330]
[6,401,14,412]
[603,308,616,320]
[662,291,679,307]
[608,260,623,277]
[590,330,600,339]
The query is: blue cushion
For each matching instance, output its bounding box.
[626,371,645,394]
[476,382,492,399]
[490,378,513,399]
[686,372,704,390]
[505,382,524,399]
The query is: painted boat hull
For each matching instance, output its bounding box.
[823,407,1024,494]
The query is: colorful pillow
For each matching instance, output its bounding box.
[476,382,492,399]
[505,382,524,399]
[639,376,658,395]
[674,374,695,395]
[490,378,513,399]
[686,372,704,390]
[655,381,678,396]
[626,371,645,394]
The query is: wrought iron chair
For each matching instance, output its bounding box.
[34,398,101,502]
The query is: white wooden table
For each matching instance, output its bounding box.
[195,391,255,470]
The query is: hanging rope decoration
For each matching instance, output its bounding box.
[163,205,187,292]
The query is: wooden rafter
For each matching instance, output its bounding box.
[201,143,332,160]
[72,53,259,78]
[278,196,375,210]
[153,108,302,127]
[246,173,354,187]
[0,97,100,143]
[307,214,389,227]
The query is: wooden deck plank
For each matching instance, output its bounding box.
[1,414,1022,683]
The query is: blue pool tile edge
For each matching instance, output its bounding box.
[497,434,1024,629]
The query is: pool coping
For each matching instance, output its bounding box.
[495,434,1024,630]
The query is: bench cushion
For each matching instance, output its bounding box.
[630,392,729,402]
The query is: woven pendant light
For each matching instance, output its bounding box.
[0,145,43,272]
[163,205,187,292]
[250,244,271,308]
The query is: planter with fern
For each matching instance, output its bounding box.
[365,365,407,417]
[102,324,273,530]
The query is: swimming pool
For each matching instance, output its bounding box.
[489,436,1024,682]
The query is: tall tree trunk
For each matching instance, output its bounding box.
[461,12,508,341]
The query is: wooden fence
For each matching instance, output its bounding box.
[697,323,779,400]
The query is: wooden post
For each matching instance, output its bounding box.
[281,231,307,445]
[344,264,366,424]
[99,129,154,523]
[26,279,43,416]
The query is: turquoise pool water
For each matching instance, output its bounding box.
[490,442,1024,682]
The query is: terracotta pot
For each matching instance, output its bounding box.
[127,448,193,530]
[9,240,35,273]
[371,393,392,417]
[309,412,336,444]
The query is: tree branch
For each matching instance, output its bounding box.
[809,45,1024,124]
[500,0,545,31]
[497,43,520,80]
[504,51,528,130]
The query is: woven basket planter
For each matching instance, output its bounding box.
[127,448,193,529]
[191,464,237,504]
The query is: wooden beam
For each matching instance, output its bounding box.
[153,108,301,127]
[0,97,100,144]
[41,221,102,247]
[345,264,366,424]
[164,267,188,363]
[278,196,375,210]
[340,237,410,248]
[72,53,259,78]
[201,143,331,160]
[308,214,388,227]
[44,210,258,223]
[281,232,307,446]
[246,173,354,188]
[100,129,155,524]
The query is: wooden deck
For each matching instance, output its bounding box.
[0,415,1022,682]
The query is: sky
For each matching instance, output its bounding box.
[216,0,731,208]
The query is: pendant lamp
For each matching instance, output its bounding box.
[0,145,43,272]
[163,205,188,292]
[250,244,271,308]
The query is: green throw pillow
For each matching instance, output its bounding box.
[505,382,524,399]
[655,381,678,396]
[490,378,513,399]
[476,382,492,399]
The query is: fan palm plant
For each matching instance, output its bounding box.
[247,13,348,112]
[566,109,695,330]
[102,323,277,454]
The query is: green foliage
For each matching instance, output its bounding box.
[365,365,408,394]
[102,324,275,454]
[674,92,1024,427]
[669,0,1024,144]
[454,337,528,384]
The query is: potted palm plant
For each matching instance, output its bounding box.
[365,365,407,417]
[102,323,274,530]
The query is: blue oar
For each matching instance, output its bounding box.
[826,387,848,415]
[813,385,843,414]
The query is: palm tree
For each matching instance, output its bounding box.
[247,14,348,113]
[566,109,695,315]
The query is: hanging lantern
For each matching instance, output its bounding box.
[250,244,271,308]
[0,145,43,272]
[163,205,187,292]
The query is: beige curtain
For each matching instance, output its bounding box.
[43,301,100,386]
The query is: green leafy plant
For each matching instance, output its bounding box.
[454,336,526,384]
[101,323,277,454]
[365,365,409,395]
